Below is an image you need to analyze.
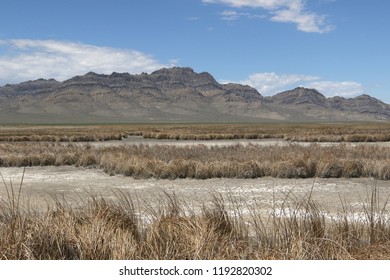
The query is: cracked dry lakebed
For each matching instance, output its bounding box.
[1,166,389,221]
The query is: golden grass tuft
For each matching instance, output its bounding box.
[1,142,390,180]
[3,123,390,143]
[1,185,390,260]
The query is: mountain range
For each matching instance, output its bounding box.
[0,67,389,123]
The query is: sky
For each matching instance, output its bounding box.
[0,0,389,103]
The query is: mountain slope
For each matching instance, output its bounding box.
[0,67,388,123]
[266,87,327,107]
[265,87,390,121]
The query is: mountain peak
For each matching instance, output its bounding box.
[151,67,195,76]
[352,94,388,107]
[85,71,99,76]
[354,94,381,101]
[0,67,389,123]
[270,87,327,106]
[293,87,324,96]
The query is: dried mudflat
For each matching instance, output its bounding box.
[1,165,389,220]
[2,137,390,219]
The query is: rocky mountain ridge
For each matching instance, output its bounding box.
[265,87,390,119]
[0,67,388,123]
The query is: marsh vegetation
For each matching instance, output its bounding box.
[0,142,390,179]
[1,123,390,260]
[1,185,390,260]
[2,122,390,142]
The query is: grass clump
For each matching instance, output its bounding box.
[1,184,390,260]
[3,123,390,143]
[1,142,390,180]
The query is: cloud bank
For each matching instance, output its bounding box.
[0,39,168,84]
[203,0,334,33]
[223,72,365,98]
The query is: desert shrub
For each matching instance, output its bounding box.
[77,152,97,166]
[379,164,390,180]
[1,141,390,180]
[2,187,390,260]
[318,160,343,178]
[40,153,56,166]
[342,160,364,178]
[272,159,316,179]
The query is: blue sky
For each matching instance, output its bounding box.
[0,0,389,103]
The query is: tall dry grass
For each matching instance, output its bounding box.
[2,123,390,142]
[1,183,390,260]
[0,125,142,142]
[141,123,390,143]
[1,142,390,180]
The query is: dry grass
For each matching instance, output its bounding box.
[1,142,390,179]
[141,123,390,143]
[0,125,141,142]
[2,123,390,142]
[1,181,390,260]
[2,123,390,259]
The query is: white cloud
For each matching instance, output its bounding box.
[222,72,364,97]
[0,39,168,84]
[231,72,319,95]
[271,7,334,33]
[306,81,364,97]
[203,0,287,9]
[202,0,334,33]
[220,10,264,20]
[221,10,242,20]
[186,17,200,21]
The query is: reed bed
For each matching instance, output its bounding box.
[141,123,390,142]
[2,123,390,142]
[1,184,390,260]
[0,125,141,142]
[1,142,390,180]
